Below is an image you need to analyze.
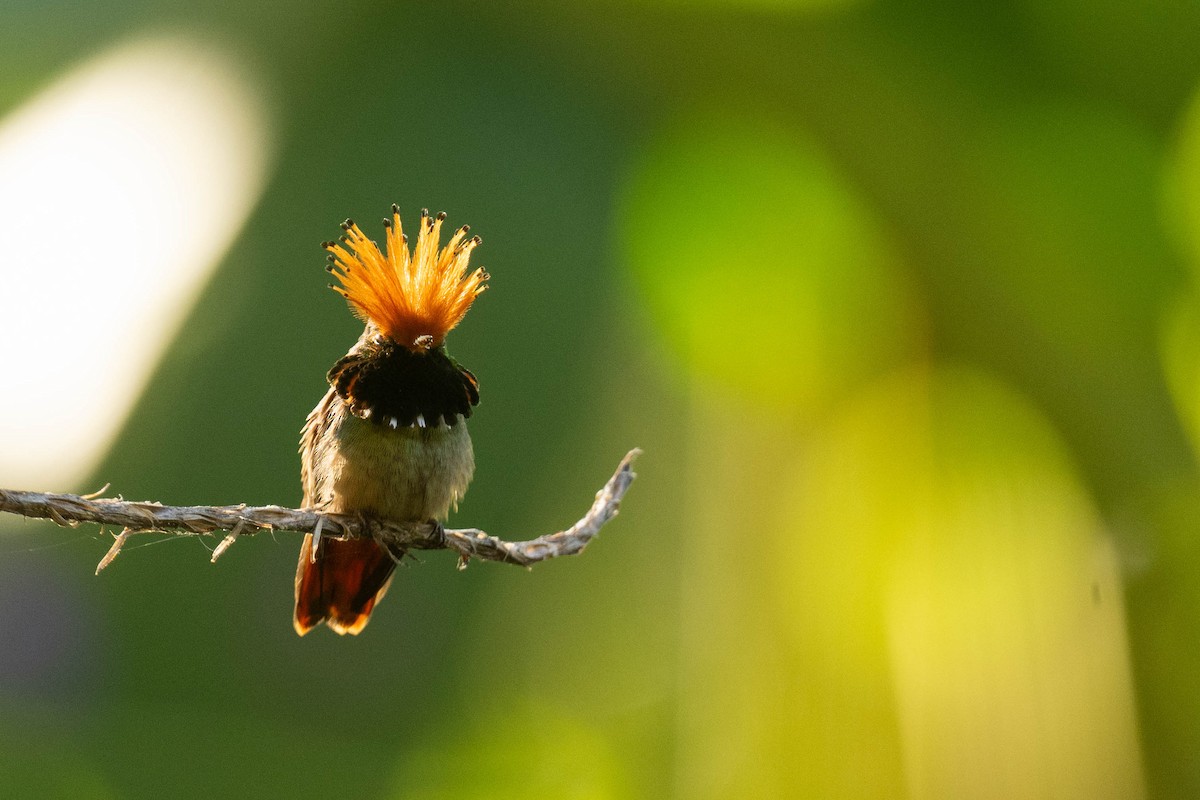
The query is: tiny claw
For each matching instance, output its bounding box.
[310,515,326,564]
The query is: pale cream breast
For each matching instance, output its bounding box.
[309,402,474,521]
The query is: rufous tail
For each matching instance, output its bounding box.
[293,534,397,636]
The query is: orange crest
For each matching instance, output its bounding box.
[324,206,488,349]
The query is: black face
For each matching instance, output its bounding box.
[328,342,479,428]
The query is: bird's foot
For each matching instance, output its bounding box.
[310,513,328,563]
[427,518,446,548]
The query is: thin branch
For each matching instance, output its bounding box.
[0,449,640,574]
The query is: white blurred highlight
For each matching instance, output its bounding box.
[0,38,269,489]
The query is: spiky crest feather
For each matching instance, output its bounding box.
[325,206,487,349]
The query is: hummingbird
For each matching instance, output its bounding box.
[293,206,487,635]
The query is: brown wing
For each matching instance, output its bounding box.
[299,386,340,508]
[295,380,396,635]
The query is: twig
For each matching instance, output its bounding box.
[95,527,131,574]
[210,519,246,564]
[0,449,640,573]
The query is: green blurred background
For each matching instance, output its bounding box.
[1,0,1199,797]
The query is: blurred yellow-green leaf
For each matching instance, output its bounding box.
[391,706,627,800]
[621,111,922,418]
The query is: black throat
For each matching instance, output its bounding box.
[328,342,479,428]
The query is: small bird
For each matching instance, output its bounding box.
[293,206,488,636]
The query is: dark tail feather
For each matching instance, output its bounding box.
[293,534,397,636]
